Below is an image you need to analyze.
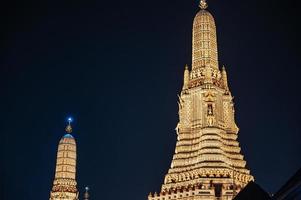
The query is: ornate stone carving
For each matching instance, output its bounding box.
[50,123,79,200]
[149,1,253,200]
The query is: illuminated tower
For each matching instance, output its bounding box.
[148,1,254,200]
[50,118,79,200]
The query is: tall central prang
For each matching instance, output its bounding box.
[148,1,254,199]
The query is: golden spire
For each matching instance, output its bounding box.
[183,64,190,90]
[65,117,73,133]
[50,118,78,200]
[192,0,218,71]
[199,0,208,10]
[148,1,254,199]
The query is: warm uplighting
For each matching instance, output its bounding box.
[148,1,253,199]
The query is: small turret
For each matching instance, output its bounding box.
[222,66,229,92]
[84,187,89,200]
[183,65,190,90]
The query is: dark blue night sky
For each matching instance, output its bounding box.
[1,0,301,199]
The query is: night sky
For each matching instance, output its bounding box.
[1,0,301,199]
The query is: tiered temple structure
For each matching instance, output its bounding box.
[50,119,79,200]
[148,1,254,199]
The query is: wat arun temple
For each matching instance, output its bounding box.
[48,1,254,199]
[47,1,301,200]
[148,0,253,199]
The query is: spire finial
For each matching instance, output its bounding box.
[65,117,73,133]
[199,0,208,10]
[84,186,90,200]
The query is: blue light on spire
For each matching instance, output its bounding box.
[68,117,73,123]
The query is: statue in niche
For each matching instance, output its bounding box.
[207,104,215,126]
[208,104,213,115]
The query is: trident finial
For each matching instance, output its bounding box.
[65,117,73,133]
[199,0,208,9]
